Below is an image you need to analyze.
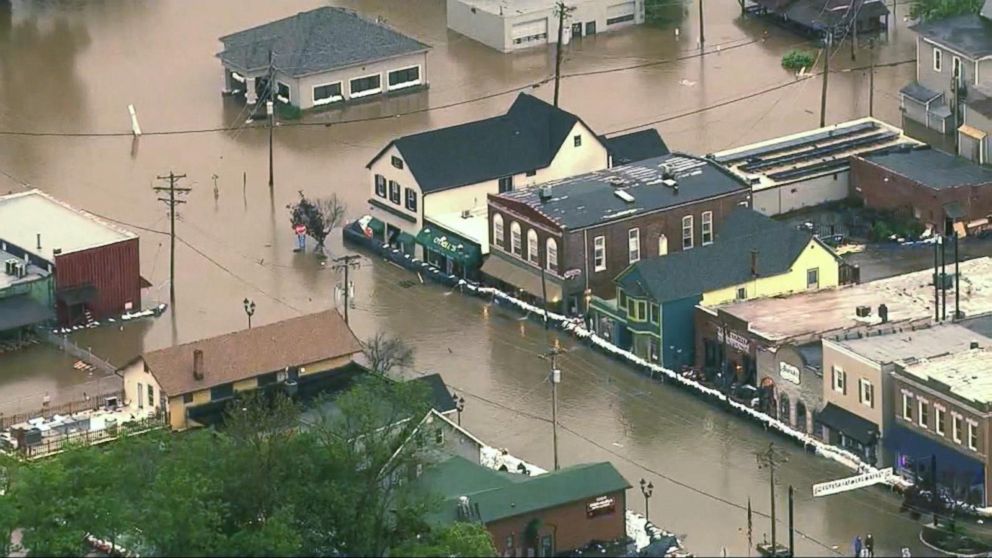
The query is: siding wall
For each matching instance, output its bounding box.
[54,237,141,322]
[283,51,428,110]
[821,340,887,435]
[752,172,850,216]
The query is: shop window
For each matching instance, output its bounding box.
[493,214,505,249]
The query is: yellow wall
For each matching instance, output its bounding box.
[122,359,164,414]
[700,239,841,306]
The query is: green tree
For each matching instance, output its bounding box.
[910,0,983,20]
[396,522,499,557]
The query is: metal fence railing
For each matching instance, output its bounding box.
[19,415,166,459]
[0,389,124,430]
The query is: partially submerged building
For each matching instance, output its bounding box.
[747,0,889,36]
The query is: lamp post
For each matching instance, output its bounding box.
[243,298,256,329]
[640,478,654,522]
[451,392,466,426]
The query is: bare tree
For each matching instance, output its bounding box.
[288,191,346,255]
[362,332,414,376]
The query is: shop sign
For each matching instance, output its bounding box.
[779,362,800,385]
[586,495,616,518]
[716,329,750,353]
[564,268,582,280]
[433,235,463,255]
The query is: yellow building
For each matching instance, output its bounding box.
[121,309,362,431]
[588,208,842,368]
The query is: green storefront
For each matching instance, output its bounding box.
[415,224,482,279]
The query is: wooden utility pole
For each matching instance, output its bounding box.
[332,254,361,325]
[820,31,832,128]
[868,39,875,117]
[756,443,789,554]
[267,49,275,189]
[788,485,795,557]
[153,172,190,305]
[698,0,705,49]
[553,1,574,107]
[541,345,565,470]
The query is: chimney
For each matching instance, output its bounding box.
[193,349,204,380]
[750,250,758,277]
[971,340,981,350]
[539,187,552,202]
[36,233,41,250]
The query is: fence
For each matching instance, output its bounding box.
[34,327,117,375]
[0,389,124,430]
[20,415,165,460]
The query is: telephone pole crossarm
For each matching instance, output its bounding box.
[152,171,190,305]
[332,254,361,324]
[755,443,789,555]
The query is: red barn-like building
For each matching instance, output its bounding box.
[0,190,146,326]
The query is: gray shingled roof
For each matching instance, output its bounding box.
[753,0,889,31]
[910,14,992,59]
[602,129,670,164]
[862,147,992,189]
[218,7,430,77]
[900,82,941,104]
[496,153,748,231]
[372,93,588,194]
[617,208,818,303]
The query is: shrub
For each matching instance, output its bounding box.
[782,50,815,71]
[277,103,302,120]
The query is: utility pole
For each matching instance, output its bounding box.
[934,235,940,322]
[553,1,574,107]
[756,443,788,555]
[849,0,858,61]
[540,266,550,329]
[868,38,875,117]
[332,254,361,324]
[788,485,795,558]
[268,49,275,189]
[698,0,705,49]
[541,344,565,470]
[952,74,961,154]
[955,232,961,319]
[153,171,190,305]
[942,233,948,321]
[820,31,832,128]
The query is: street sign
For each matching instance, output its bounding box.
[812,468,893,498]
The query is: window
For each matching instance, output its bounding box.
[936,407,945,436]
[391,156,404,170]
[969,421,979,451]
[736,287,747,301]
[807,268,820,289]
[658,234,668,256]
[389,180,401,204]
[405,188,418,212]
[350,74,382,97]
[954,414,963,443]
[510,222,522,256]
[607,13,635,25]
[493,214,505,249]
[374,174,386,198]
[499,176,513,193]
[953,56,962,82]
[919,399,929,429]
[934,47,942,72]
[276,81,291,103]
[618,289,628,310]
[137,382,144,408]
[701,211,713,245]
[858,379,874,408]
[649,303,659,324]
[513,32,548,45]
[631,300,647,321]
[546,238,558,273]
[902,393,913,421]
[832,366,846,394]
[682,215,693,249]
[628,228,640,263]
[434,428,444,445]
[526,170,537,177]
[182,393,193,404]
[388,66,421,89]
[527,229,539,264]
[147,384,154,407]
[574,134,582,147]
[313,82,343,105]
[506,535,514,555]
[210,383,234,401]
[593,235,606,271]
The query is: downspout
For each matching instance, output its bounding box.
[583,229,590,312]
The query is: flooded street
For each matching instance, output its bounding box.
[0,0,947,554]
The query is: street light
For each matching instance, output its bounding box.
[243,298,256,329]
[640,478,654,523]
[451,391,466,426]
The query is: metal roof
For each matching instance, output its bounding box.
[0,190,135,263]
[861,147,992,190]
[900,82,941,104]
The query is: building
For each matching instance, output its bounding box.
[0,190,145,326]
[850,146,992,236]
[218,7,430,110]
[709,118,922,216]
[589,208,841,368]
[694,257,992,434]
[601,129,669,165]
[0,247,53,344]
[900,1,992,159]
[485,153,750,314]
[821,324,992,466]
[747,0,889,36]
[889,348,992,506]
[365,93,613,271]
[446,0,644,53]
[418,455,630,555]
[120,310,363,431]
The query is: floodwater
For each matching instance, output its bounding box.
[0,0,959,554]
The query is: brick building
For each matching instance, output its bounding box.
[484,153,750,314]
[850,146,992,236]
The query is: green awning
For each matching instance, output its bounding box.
[415,227,482,267]
[367,218,385,234]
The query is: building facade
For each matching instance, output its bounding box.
[446,0,644,53]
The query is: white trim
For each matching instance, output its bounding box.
[934,46,942,73]
[230,71,245,83]
[593,235,606,272]
[349,72,383,98]
[387,64,423,91]
[701,211,713,246]
[312,80,344,106]
[276,80,292,104]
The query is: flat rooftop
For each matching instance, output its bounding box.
[0,248,49,291]
[900,349,992,406]
[860,147,992,190]
[454,0,557,16]
[709,256,992,343]
[832,323,992,365]
[0,190,135,263]
[425,206,490,254]
[709,117,923,191]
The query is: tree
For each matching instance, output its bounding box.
[288,191,346,255]
[910,0,983,20]
[363,332,415,376]
[396,522,499,557]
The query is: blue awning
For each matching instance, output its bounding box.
[885,423,985,486]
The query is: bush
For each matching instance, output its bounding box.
[277,103,302,120]
[782,50,815,71]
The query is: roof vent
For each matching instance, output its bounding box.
[461,209,471,219]
[662,178,678,193]
[659,163,674,179]
[608,176,627,187]
[614,190,635,203]
[539,187,552,202]
[972,340,981,350]
[855,305,871,318]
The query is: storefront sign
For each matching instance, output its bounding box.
[586,495,616,518]
[812,468,893,498]
[564,268,582,280]
[433,235,463,254]
[716,329,750,353]
[779,362,800,385]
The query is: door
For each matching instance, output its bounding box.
[585,21,597,35]
[511,18,549,48]
[137,382,144,408]
[571,22,582,37]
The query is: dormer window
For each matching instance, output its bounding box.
[391,156,404,169]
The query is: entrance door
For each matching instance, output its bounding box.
[585,21,597,35]
[137,382,144,408]
[571,22,582,37]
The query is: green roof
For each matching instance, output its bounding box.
[419,456,630,524]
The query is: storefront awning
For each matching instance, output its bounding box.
[818,403,877,446]
[480,255,562,302]
[415,226,482,267]
[0,295,54,331]
[56,284,97,306]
